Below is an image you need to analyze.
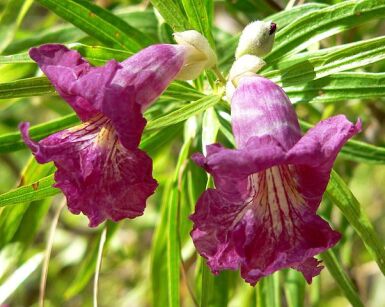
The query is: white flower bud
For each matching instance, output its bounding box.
[173,30,217,80]
[235,21,276,59]
[226,55,266,100]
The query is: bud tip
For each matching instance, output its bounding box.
[269,22,277,35]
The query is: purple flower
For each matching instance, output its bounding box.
[190,76,361,284]
[20,43,194,227]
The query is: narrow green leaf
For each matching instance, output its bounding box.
[36,0,152,51]
[284,270,305,307]
[0,0,33,53]
[300,119,385,164]
[0,174,60,207]
[0,158,54,248]
[321,250,364,307]
[167,139,192,307]
[265,36,385,85]
[3,10,157,55]
[150,0,190,31]
[70,44,133,65]
[0,76,56,99]
[266,0,385,63]
[0,53,33,65]
[167,186,181,307]
[146,95,222,131]
[204,0,214,29]
[151,180,173,307]
[286,73,385,104]
[3,24,86,55]
[181,0,214,47]
[200,260,214,307]
[268,3,328,29]
[257,274,281,307]
[163,81,204,101]
[141,124,183,156]
[326,171,385,276]
[0,113,79,153]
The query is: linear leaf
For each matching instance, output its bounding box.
[265,36,385,85]
[0,158,54,248]
[0,0,33,53]
[326,171,385,276]
[3,10,157,55]
[182,0,214,47]
[36,0,152,51]
[321,250,364,307]
[3,24,86,55]
[151,180,172,307]
[163,81,204,101]
[0,53,34,64]
[0,175,60,207]
[0,76,55,99]
[284,270,305,307]
[268,3,328,29]
[69,44,133,65]
[146,95,222,131]
[167,139,192,307]
[150,0,190,31]
[266,0,385,63]
[286,73,385,104]
[201,259,214,307]
[0,113,79,153]
[257,274,281,307]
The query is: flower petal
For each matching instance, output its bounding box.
[287,115,361,168]
[231,76,301,150]
[29,44,115,121]
[192,138,286,201]
[286,115,361,210]
[190,164,340,285]
[20,119,157,227]
[115,44,186,110]
[190,189,245,272]
[30,44,186,143]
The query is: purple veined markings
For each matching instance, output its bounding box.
[190,75,361,285]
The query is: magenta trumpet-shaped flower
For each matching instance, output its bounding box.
[21,39,213,227]
[191,76,361,284]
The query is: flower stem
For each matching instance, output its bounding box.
[211,66,227,85]
[39,198,66,307]
[93,225,107,307]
